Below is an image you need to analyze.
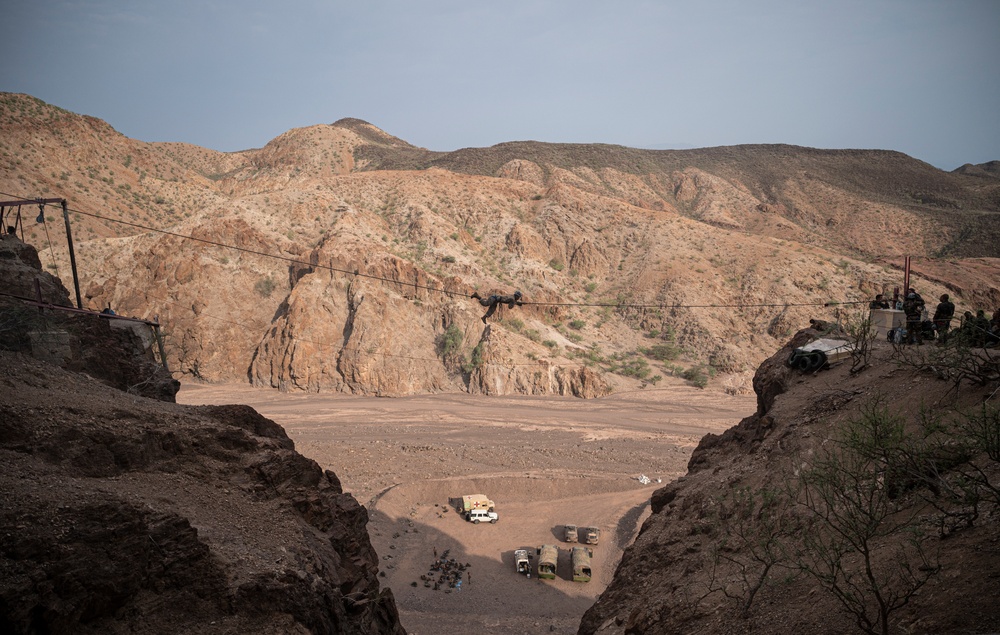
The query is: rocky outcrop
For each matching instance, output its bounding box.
[579,335,1000,635]
[496,158,546,186]
[0,351,405,635]
[466,326,609,398]
[249,245,463,395]
[0,234,179,402]
[248,237,609,397]
[0,233,72,306]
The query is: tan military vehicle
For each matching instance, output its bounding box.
[583,526,600,545]
[458,494,495,516]
[563,524,578,542]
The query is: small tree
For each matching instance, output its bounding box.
[707,487,796,618]
[842,306,878,374]
[794,432,939,635]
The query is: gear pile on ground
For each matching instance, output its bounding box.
[414,549,471,592]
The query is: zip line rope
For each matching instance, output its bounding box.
[3,191,868,311]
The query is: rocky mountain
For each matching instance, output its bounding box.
[580,329,1000,634]
[2,92,998,397]
[0,241,405,634]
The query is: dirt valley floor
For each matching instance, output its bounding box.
[178,382,756,635]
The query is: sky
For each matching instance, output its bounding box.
[2,0,998,171]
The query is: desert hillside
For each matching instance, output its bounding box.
[580,329,1000,634]
[1,92,998,397]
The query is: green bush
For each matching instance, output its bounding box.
[463,343,486,373]
[682,365,709,388]
[437,324,463,358]
[254,276,277,298]
[644,343,681,361]
[568,319,585,330]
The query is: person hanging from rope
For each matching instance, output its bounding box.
[471,290,523,324]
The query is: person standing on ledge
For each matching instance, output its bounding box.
[932,293,955,342]
[902,288,925,344]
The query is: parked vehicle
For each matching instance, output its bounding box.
[563,524,578,542]
[571,546,593,582]
[514,549,531,577]
[537,545,558,580]
[467,509,498,524]
[582,526,600,545]
[458,494,495,514]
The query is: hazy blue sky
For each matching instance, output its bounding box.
[3,0,998,170]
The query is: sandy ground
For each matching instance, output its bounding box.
[178,381,755,635]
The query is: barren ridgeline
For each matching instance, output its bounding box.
[177,382,755,634]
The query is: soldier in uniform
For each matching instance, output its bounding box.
[932,294,956,343]
[901,288,925,344]
[471,290,523,324]
[869,294,890,310]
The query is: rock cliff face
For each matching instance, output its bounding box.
[0,351,405,635]
[578,332,1000,635]
[0,234,179,402]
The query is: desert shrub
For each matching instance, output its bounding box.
[842,306,877,373]
[793,429,939,635]
[463,342,486,373]
[437,324,463,358]
[568,319,585,330]
[441,255,456,264]
[682,365,710,388]
[254,276,277,298]
[644,343,681,361]
[604,351,651,379]
[548,259,565,271]
[707,487,796,618]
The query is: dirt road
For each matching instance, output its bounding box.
[178,382,754,634]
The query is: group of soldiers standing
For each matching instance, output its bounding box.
[874,289,1000,346]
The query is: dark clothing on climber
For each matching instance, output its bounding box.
[472,291,523,324]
